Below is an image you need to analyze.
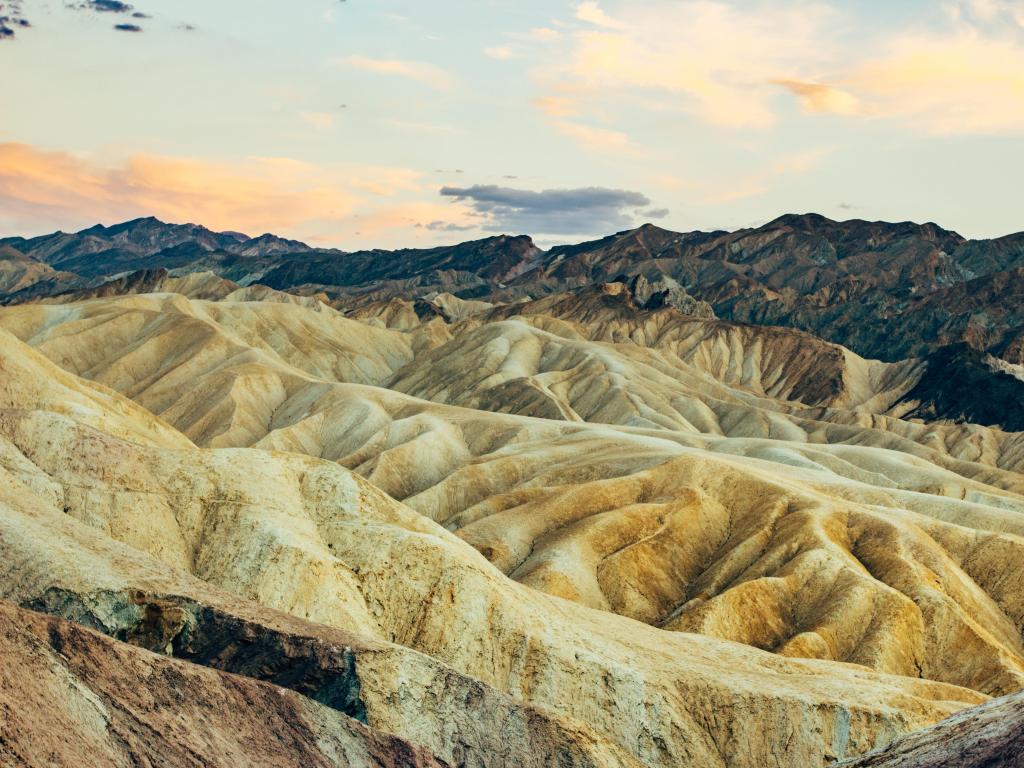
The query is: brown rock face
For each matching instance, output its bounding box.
[833,690,1024,767]
[0,599,447,768]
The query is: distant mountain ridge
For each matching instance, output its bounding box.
[3,212,1023,370]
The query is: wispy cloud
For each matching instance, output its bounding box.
[553,120,637,154]
[574,1,627,30]
[534,96,579,117]
[340,55,454,90]
[530,26,562,41]
[76,0,135,12]
[299,111,336,131]
[782,27,1024,134]
[484,46,515,60]
[561,2,833,129]
[773,80,859,116]
[701,147,834,204]
[535,1,1024,137]
[0,143,437,242]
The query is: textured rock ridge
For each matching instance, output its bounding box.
[0,599,450,768]
[833,689,1024,767]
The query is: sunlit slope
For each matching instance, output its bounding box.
[1,295,1023,698]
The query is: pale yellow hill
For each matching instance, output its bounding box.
[0,327,994,767]
[1,294,1023,705]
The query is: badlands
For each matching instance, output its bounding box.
[1,216,1023,767]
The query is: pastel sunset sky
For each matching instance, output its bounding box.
[3,0,1023,247]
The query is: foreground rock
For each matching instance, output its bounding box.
[0,599,447,768]
[834,689,1024,767]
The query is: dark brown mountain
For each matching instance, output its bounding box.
[259,233,542,291]
[519,215,968,297]
[0,216,316,280]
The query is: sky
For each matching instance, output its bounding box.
[1,0,1024,248]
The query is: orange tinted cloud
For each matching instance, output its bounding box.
[776,31,1024,134]
[547,2,1024,136]
[773,80,860,116]
[534,96,579,117]
[846,32,1024,134]
[0,144,360,235]
[557,2,834,129]
[0,143,455,243]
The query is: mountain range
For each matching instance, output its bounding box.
[1,213,1022,767]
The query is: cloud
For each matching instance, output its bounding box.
[957,0,1024,25]
[299,111,335,131]
[530,27,562,41]
[332,201,480,245]
[574,2,627,29]
[534,96,579,118]
[439,184,658,235]
[417,220,476,232]
[0,142,483,248]
[560,2,834,129]
[777,27,1024,134]
[484,46,515,60]
[90,0,131,10]
[773,80,859,115]
[700,147,833,204]
[841,31,1024,134]
[0,143,364,237]
[340,55,454,90]
[553,120,637,154]
[74,0,134,12]
[68,0,157,33]
[539,1,1024,136]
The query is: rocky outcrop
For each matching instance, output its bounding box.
[624,274,716,318]
[0,599,449,768]
[833,689,1024,767]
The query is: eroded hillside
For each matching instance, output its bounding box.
[1,216,1022,766]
